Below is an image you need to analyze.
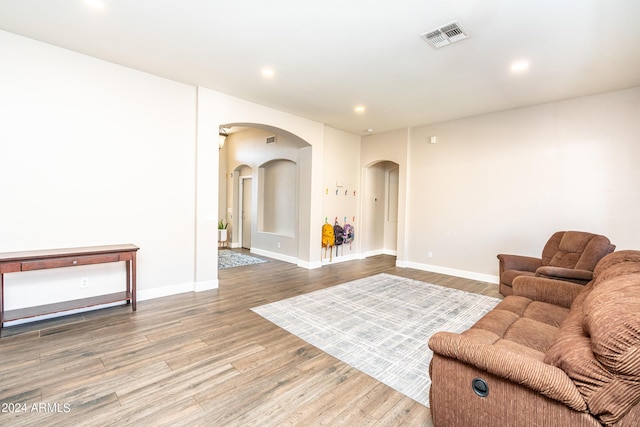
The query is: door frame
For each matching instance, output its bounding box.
[238,175,252,249]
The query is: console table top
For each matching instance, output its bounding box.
[0,244,139,262]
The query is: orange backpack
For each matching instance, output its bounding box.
[322,223,335,248]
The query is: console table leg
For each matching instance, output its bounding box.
[126,260,131,306]
[131,253,137,311]
[1,273,4,335]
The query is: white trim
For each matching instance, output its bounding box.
[194,279,219,292]
[364,248,397,258]
[250,247,298,265]
[138,281,196,300]
[365,249,384,257]
[321,253,360,266]
[299,259,322,269]
[250,247,327,269]
[402,261,499,284]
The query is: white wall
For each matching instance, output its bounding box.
[0,31,197,312]
[405,87,640,281]
[322,127,361,261]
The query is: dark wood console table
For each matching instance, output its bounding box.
[0,244,139,334]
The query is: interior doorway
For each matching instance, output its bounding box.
[240,176,252,249]
[364,161,400,257]
[218,124,312,265]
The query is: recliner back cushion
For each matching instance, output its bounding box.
[574,235,615,271]
[544,231,613,270]
[549,231,594,268]
[541,231,565,266]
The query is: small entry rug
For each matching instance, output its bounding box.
[218,250,268,269]
[252,273,500,407]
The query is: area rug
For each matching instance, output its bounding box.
[218,249,268,269]
[251,273,500,407]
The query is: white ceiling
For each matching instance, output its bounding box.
[1,0,639,135]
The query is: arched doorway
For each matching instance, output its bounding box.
[363,160,400,257]
[219,124,311,264]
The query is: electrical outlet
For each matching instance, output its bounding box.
[81,278,89,288]
[427,251,433,258]
[277,242,281,248]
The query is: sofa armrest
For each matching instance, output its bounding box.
[535,266,593,283]
[512,276,584,308]
[497,253,542,273]
[428,331,587,411]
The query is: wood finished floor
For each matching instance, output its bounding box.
[0,252,502,427]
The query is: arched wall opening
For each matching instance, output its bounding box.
[196,87,326,291]
[361,160,400,258]
[219,124,311,265]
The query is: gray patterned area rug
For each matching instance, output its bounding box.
[252,273,500,407]
[218,250,268,269]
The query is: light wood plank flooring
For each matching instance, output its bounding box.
[0,252,501,426]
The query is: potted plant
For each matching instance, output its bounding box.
[218,219,228,245]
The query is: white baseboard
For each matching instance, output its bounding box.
[403,261,499,284]
[299,259,322,269]
[138,281,196,301]
[320,253,360,266]
[365,249,397,258]
[250,247,362,269]
[250,248,299,265]
[194,279,219,292]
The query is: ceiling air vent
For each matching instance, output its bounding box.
[421,21,469,48]
[266,135,277,144]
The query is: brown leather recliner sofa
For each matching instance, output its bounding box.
[428,250,640,427]
[497,230,615,296]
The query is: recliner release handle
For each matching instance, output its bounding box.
[472,378,489,397]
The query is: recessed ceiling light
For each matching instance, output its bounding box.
[84,0,105,9]
[354,106,366,114]
[510,60,530,73]
[261,68,275,78]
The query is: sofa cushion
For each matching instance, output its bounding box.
[492,296,569,328]
[503,317,560,353]
[470,297,567,354]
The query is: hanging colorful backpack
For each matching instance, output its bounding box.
[322,222,335,248]
[343,223,354,247]
[333,221,345,247]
